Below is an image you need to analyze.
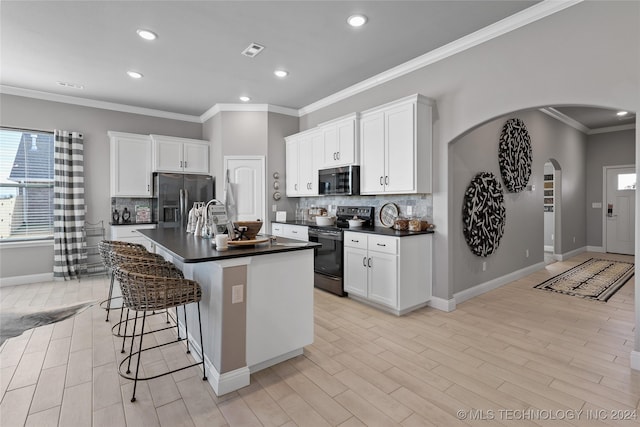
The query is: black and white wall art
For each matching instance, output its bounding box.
[498,118,532,192]
[462,172,506,257]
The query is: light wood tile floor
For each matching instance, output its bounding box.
[1,252,639,426]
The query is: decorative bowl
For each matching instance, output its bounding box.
[233,220,263,240]
[348,218,365,228]
[315,216,336,226]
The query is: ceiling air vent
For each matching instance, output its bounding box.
[241,42,265,58]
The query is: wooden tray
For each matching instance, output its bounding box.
[227,237,269,246]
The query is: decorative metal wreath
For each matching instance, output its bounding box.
[498,118,532,193]
[462,172,506,257]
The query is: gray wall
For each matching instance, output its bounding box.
[297,1,639,300]
[202,111,299,230]
[450,109,586,294]
[267,113,299,223]
[586,129,636,248]
[0,94,202,279]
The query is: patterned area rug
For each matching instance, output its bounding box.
[0,300,95,346]
[534,258,634,302]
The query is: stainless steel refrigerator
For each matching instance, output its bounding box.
[153,173,215,229]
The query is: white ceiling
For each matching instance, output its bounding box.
[1,0,538,116]
[0,1,634,132]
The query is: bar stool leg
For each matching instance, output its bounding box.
[126,312,139,374]
[197,301,207,381]
[105,271,115,321]
[131,310,147,403]
[183,304,190,354]
[120,308,130,354]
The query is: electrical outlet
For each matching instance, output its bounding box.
[406,205,413,216]
[482,261,487,272]
[272,204,277,212]
[232,284,244,304]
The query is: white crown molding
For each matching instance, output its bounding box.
[588,123,636,135]
[199,103,298,123]
[540,107,590,133]
[298,0,583,116]
[0,85,202,123]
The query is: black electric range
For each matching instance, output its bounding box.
[308,206,375,296]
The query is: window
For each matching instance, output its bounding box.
[618,173,636,191]
[0,128,55,241]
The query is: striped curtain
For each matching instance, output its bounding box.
[53,130,86,280]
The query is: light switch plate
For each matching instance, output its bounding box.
[232,284,244,304]
[592,202,602,208]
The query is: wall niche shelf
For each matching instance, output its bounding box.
[544,173,554,212]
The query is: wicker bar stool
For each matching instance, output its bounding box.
[108,249,183,353]
[112,264,206,402]
[98,240,162,321]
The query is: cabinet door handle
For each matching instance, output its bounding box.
[180,161,183,167]
[292,230,298,234]
[147,184,150,191]
[184,161,187,168]
[333,152,337,160]
[380,176,384,186]
[363,256,367,267]
[385,176,389,185]
[376,243,386,247]
[368,257,372,268]
[337,152,340,160]
[351,239,359,243]
[295,184,298,191]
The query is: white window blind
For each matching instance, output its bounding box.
[0,128,55,241]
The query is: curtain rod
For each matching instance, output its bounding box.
[1,125,54,134]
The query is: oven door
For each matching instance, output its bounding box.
[308,227,345,296]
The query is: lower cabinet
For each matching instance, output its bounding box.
[271,223,309,241]
[110,224,157,251]
[344,231,431,315]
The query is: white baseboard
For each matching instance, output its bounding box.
[556,246,586,261]
[0,272,54,287]
[454,261,546,305]
[427,296,456,312]
[631,351,640,371]
[249,348,303,373]
[586,245,605,253]
[208,365,251,396]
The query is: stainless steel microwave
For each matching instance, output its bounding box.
[318,165,360,196]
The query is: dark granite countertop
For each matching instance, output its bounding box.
[138,228,319,263]
[271,220,434,237]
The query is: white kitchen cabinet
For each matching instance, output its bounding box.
[322,114,358,167]
[360,94,433,195]
[271,223,309,241]
[285,129,322,197]
[344,231,431,315]
[151,134,209,174]
[108,131,153,197]
[110,224,156,251]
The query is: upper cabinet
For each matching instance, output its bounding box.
[151,135,209,174]
[360,94,433,195]
[285,129,323,197]
[322,114,358,167]
[108,131,153,197]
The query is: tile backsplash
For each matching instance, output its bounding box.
[296,194,432,227]
[110,197,153,224]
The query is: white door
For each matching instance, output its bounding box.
[606,166,635,255]
[368,251,398,308]
[224,156,265,232]
[344,246,368,297]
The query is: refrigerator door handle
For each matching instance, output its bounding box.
[179,189,185,226]
[183,188,189,226]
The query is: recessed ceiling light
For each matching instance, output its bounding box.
[239,96,251,102]
[136,29,158,41]
[127,71,143,79]
[56,81,84,89]
[347,14,367,27]
[274,69,289,78]
[617,111,629,116]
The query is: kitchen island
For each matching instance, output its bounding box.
[137,228,319,395]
